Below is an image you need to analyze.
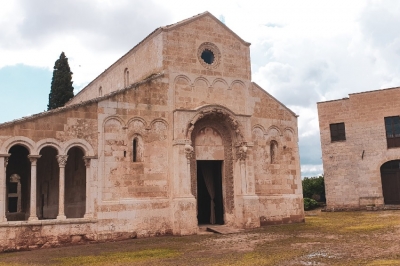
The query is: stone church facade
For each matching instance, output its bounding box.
[318,87,400,210]
[0,12,303,250]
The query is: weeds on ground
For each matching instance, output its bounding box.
[53,248,181,266]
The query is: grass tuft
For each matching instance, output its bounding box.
[54,248,181,265]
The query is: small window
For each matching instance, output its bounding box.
[330,122,346,142]
[133,138,138,162]
[124,68,129,87]
[201,49,215,65]
[99,86,102,96]
[385,116,400,148]
[270,140,278,164]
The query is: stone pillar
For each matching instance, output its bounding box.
[171,140,197,235]
[183,144,194,196]
[56,155,68,220]
[28,155,41,221]
[0,154,10,222]
[83,156,93,219]
[237,143,248,195]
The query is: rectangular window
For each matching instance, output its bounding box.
[330,122,346,142]
[385,116,400,148]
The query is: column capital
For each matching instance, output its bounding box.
[184,144,194,161]
[83,156,97,168]
[236,142,248,161]
[0,154,11,168]
[56,155,68,167]
[28,155,41,165]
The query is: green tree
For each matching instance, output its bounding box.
[47,52,74,110]
[302,175,326,202]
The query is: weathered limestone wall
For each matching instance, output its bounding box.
[163,15,251,80]
[0,103,98,151]
[249,83,304,224]
[318,87,400,210]
[95,76,177,235]
[68,33,164,105]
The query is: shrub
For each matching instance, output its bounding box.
[303,198,319,211]
[302,175,326,203]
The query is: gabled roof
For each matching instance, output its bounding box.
[162,11,251,46]
[252,82,298,117]
[0,73,164,129]
[71,11,250,102]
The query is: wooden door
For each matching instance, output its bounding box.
[381,161,400,204]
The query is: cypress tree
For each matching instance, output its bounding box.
[47,52,74,110]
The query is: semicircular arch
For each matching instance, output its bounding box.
[102,115,126,128]
[36,138,62,154]
[62,139,95,156]
[174,75,192,86]
[193,76,210,88]
[0,136,36,154]
[185,104,245,143]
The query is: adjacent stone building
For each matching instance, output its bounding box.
[0,12,304,250]
[318,87,400,210]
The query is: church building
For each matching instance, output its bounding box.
[0,12,304,250]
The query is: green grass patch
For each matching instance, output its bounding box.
[54,248,181,265]
[305,212,399,234]
[367,259,400,265]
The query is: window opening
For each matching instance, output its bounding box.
[385,116,400,148]
[201,49,215,65]
[270,140,278,164]
[133,138,138,162]
[330,122,346,142]
[124,68,129,87]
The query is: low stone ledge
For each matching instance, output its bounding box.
[0,218,97,227]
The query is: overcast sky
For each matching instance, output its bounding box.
[1,0,400,177]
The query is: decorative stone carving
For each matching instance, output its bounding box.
[56,155,68,167]
[83,157,91,168]
[237,143,248,161]
[4,157,9,168]
[197,42,221,69]
[28,155,41,165]
[189,117,236,213]
[186,106,245,143]
[184,144,194,161]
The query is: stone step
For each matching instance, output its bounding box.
[206,225,242,235]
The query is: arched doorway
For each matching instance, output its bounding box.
[6,145,30,221]
[37,147,59,219]
[188,108,243,226]
[381,160,400,204]
[65,147,86,218]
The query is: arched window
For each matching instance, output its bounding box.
[124,68,129,87]
[133,138,138,162]
[132,135,143,162]
[99,86,102,97]
[270,140,278,164]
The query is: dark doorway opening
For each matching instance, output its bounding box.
[197,160,224,225]
[6,145,30,221]
[381,160,400,204]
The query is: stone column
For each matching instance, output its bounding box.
[28,155,41,221]
[56,155,68,220]
[237,143,248,195]
[0,154,10,222]
[184,144,194,196]
[83,156,92,219]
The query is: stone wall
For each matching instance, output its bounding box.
[68,33,164,105]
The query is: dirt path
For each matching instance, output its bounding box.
[1,210,400,265]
